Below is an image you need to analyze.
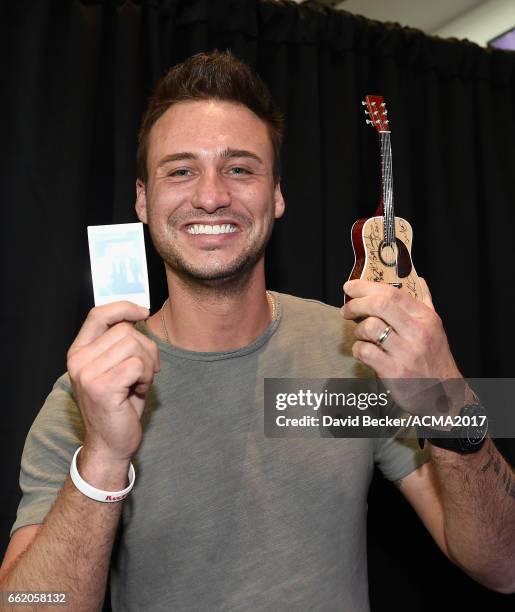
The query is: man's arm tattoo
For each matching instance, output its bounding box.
[481,440,515,500]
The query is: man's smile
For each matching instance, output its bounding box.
[185,223,239,235]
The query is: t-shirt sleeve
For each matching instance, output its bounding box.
[373,432,430,482]
[10,374,85,537]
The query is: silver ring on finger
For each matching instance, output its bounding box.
[376,325,393,347]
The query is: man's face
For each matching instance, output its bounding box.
[136,99,284,284]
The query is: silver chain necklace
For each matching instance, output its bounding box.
[160,291,277,344]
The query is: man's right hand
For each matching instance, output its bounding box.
[67,301,160,466]
[0,301,157,600]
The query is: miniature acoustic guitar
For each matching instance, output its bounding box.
[344,95,423,303]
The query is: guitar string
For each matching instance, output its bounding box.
[381,131,399,286]
[384,133,392,245]
[385,132,399,286]
[380,133,386,258]
[380,134,388,278]
[388,133,400,286]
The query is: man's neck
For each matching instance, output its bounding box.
[146,266,274,352]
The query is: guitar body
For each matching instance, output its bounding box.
[348,216,422,301]
[344,94,423,304]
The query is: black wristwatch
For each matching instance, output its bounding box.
[417,404,488,454]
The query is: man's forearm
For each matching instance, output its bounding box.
[430,439,515,593]
[0,452,129,611]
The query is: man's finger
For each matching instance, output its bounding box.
[97,356,153,415]
[344,280,426,317]
[71,301,149,350]
[354,316,396,350]
[351,340,395,378]
[343,294,417,338]
[69,323,160,375]
[74,335,158,387]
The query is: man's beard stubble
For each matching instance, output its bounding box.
[148,209,275,291]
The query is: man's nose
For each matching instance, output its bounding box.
[191,170,231,212]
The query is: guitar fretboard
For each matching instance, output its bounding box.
[379,132,395,246]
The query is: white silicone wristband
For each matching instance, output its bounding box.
[69,446,135,502]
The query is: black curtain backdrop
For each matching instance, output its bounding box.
[2,1,514,610]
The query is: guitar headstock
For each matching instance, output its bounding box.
[362,95,390,133]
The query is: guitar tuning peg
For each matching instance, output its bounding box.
[366,119,372,124]
[385,120,389,124]
[361,100,366,106]
[381,102,386,107]
[383,110,388,115]
[364,110,369,115]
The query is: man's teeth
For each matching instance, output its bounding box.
[186,224,238,235]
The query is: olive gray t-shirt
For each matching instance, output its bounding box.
[11,293,429,611]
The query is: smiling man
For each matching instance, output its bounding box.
[140,103,282,283]
[136,92,284,351]
[1,51,514,611]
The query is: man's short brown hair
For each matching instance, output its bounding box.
[136,50,284,184]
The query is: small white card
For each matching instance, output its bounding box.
[87,223,150,308]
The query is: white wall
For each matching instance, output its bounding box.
[434,0,515,46]
[291,0,515,47]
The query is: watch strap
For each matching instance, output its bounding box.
[419,434,486,454]
[417,403,488,454]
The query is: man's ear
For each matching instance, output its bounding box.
[273,182,285,219]
[135,179,148,224]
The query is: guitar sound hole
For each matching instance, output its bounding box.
[378,241,398,267]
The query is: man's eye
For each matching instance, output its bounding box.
[168,169,191,177]
[229,167,251,175]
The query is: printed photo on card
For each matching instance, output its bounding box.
[87,223,150,308]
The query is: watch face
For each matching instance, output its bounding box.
[462,404,488,449]
[467,424,487,444]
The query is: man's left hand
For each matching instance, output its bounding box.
[342,278,466,414]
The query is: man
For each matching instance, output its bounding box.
[1,51,514,611]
